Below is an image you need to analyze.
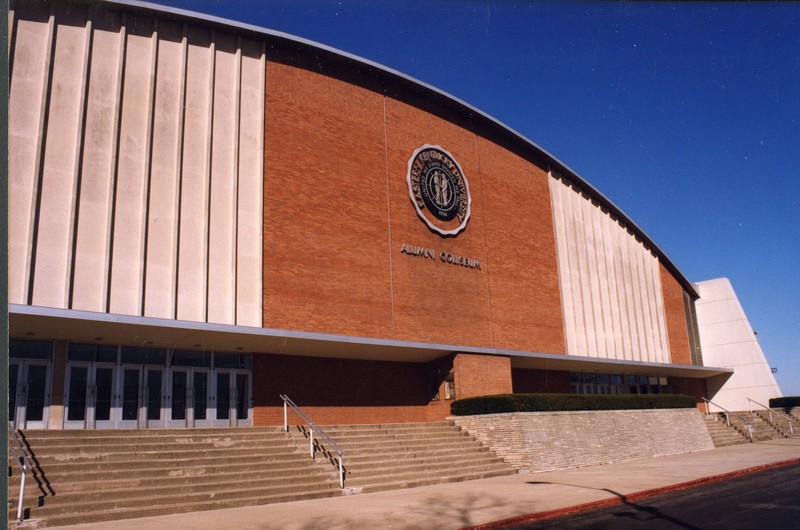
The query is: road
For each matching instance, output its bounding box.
[511,462,800,530]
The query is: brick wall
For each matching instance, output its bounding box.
[452,408,714,473]
[660,263,693,365]
[511,368,571,394]
[453,353,512,400]
[263,63,566,354]
[672,377,708,408]
[253,353,455,425]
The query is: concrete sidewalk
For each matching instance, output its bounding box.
[53,438,800,530]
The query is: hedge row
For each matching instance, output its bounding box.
[450,393,698,416]
[769,396,800,409]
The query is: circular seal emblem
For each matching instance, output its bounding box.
[406,145,471,236]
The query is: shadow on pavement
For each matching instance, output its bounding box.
[523,481,702,530]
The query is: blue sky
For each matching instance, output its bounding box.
[152,1,799,396]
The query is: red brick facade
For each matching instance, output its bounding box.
[512,369,572,394]
[453,353,513,400]
[254,62,702,425]
[660,263,693,366]
[262,63,565,352]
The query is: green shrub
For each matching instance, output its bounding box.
[450,393,697,416]
[769,396,800,409]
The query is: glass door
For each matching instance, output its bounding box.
[191,369,212,428]
[118,367,142,429]
[167,368,189,428]
[211,370,251,427]
[234,371,251,426]
[63,363,91,429]
[10,360,51,430]
[144,367,165,428]
[93,364,117,429]
[212,370,232,427]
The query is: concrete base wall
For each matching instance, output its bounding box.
[452,408,714,473]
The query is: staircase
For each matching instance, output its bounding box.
[287,421,517,494]
[703,410,795,448]
[751,410,798,439]
[7,427,341,527]
[726,412,787,442]
[8,422,515,527]
[703,414,750,447]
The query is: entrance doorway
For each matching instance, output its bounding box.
[60,344,252,429]
[9,341,53,430]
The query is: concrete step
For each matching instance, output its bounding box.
[326,438,487,455]
[345,460,514,487]
[16,487,343,528]
[315,425,463,437]
[343,445,494,464]
[20,433,291,448]
[9,461,331,494]
[21,438,295,456]
[26,445,309,465]
[19,426,285,439]
[343,452,505,471]
[353,467,516,494]
[21,473,338,509]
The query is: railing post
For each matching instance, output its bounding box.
[17,458,26,521]
[747,424,753,441]
[310,428,315,459]
[724,412,730,427]
[283,400,288,433]
[338,455,344,489]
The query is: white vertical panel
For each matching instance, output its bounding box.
[206,33,239,325]
[563,182,589,356]
[602,215,625,359]
[72,11,124,312]
[176,26,212,322]
[143,22,185,318]
[626,234,648,360]
[648,253,670,362]
[592,207,615,359]
[8,6,54,304]
[235,39,265,327]
[550,174,671,364]
[548,175,576,356]
[575,192,599,356]
[638,248,657,362]
[582,197,606,357]
[108,18,156,315]
[31,6,90,308]
[612,223,632,359]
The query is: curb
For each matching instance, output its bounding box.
[465,457,800,530]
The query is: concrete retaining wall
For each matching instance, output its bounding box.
[452,408,714,473]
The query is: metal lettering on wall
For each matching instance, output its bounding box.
[400,243,481,270]
[406,145,471,237]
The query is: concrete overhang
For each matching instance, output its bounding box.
[10,304,732,380]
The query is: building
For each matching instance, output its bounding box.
[7,0,781,431]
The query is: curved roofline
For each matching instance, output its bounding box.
[100,0,698,298]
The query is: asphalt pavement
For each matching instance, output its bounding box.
[51,438,800,530]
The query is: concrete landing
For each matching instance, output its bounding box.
[48,438,800,530]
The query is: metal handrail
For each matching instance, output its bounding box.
[8,423,35,521]
[702,398,754,441]
[747,398,794,435]
[279,394,345,488]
